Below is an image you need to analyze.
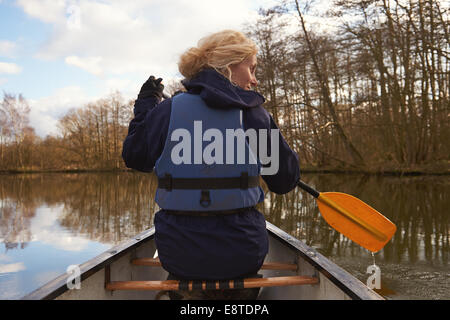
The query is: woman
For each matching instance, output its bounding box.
[122,30,300,299]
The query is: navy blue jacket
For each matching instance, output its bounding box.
[122,69,300,280]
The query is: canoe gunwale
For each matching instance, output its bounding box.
[21,228,156,300]
[22,222,383,300]
[266,221,383,300]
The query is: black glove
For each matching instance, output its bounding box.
[138,76,164,100]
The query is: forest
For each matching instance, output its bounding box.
[0,0,448,173]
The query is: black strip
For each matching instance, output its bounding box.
[206,280,216,290]
[164,206,255,216]
[234,279,244,289]
[179,280,189,291]
[240,172,249,189]
[164,173,172,191]
[206,281,216,290]
[158,175,259,190]
[219,280,229,289]
[192,280,203,290]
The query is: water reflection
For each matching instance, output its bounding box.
[260,174,449,299]
[0,172,159,247]
[0,172,160,298]
[0,172,448,299]
[258,175,449,267]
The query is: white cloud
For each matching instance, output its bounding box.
[14,0,277,137]
[0,62,22,74]
[0,40,17,58]
[105,77,132,91]
[16,0,66,25]
[65,55,103,76]
[28,86,94,137]
[29,205,93,252]
[27,80,142,137]
[0,262,26,274]
[0,253,13,263]
[27,82,140,137]
[17,0,260,79]
[33,270,63,286]
[103,77,141,98]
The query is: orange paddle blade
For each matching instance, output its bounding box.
[317,192,396,253]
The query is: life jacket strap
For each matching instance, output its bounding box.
[158,173,260,191]
[164,206,256,216]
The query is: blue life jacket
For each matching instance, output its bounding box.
[154,93,264,211]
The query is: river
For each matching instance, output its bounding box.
[0,172,448,299]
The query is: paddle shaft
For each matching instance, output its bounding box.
[297,180,320,198]
[297,180,387,241]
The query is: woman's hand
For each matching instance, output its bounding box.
[138,76,164,100]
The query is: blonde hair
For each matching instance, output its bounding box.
[178,30,257,81]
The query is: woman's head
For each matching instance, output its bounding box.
[178,30,258,89]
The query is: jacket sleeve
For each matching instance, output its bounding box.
[262,115,300,194]
[122,97,171,172]
[243,106,300,194]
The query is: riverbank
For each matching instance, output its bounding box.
[299,166,450,176]
[0,168,128,174]
[1,164,449,176]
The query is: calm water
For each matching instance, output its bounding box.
[0,172,448,299]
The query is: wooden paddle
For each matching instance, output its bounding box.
[297,180,396,253]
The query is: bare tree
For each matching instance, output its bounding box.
[0,93,33,169]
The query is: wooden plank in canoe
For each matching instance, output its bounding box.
[131,258,298,271]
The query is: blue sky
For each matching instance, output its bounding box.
[0,0,279,137]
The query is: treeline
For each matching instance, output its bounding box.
[0,0,449,172]
[0,92,134,171]
[246,0,449,171]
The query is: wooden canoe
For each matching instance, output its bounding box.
[22,221,383,300]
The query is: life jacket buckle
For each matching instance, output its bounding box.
[200,190,211,208]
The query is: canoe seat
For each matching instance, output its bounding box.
[104,258,318,291]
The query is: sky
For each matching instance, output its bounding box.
[0,0,281,137]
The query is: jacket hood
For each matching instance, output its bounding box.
[182,68,265,109]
